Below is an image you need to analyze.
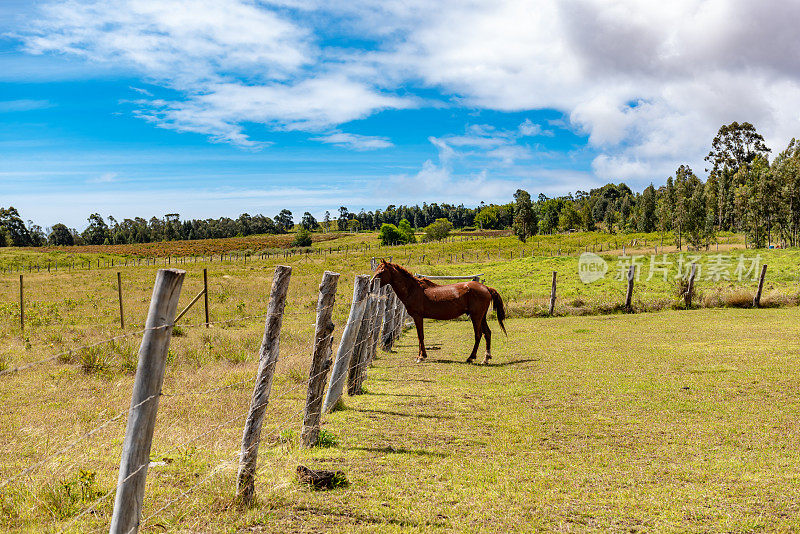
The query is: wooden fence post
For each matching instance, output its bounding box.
[117,272,125,329]
[754,264,768,308]
[301,271,339,448]
[348,279,379,396]
[322,275,370,413]
[381,289,397,351]
[109,269,185,534]
[368,285,387,365]
[625,265,635,309]
[392,294,404,341]
[236,265,291,505]
[203,268,210,327]
[685,263,697,309]
[548,271,556,316]
[19,274,23,332]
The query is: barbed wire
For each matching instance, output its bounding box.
[75,296,395,531]
[0,393,158,491]
[6,281,404,533]
[0,327,149,378]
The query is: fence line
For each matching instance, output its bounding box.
[3,232,729,278]
[0,268,400,532]
[57,301,366,533]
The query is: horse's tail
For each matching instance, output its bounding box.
[487,287,507,335]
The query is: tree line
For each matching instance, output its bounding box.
[509,122,800,249]
[0,203,484,247]
[2,122,798,249]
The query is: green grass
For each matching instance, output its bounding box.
[246,308,800,532]
[3,306,800,531]
[1,231,800,532]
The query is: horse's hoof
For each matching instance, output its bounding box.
[466,357,475,364]
[416,357,426,363]
[482,357,491,365]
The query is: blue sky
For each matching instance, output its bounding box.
[2,0,800,229]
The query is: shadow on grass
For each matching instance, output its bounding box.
[367,391,435,398]
[392,343,442,350]
[350,445,448,458]
[428,358,470,365]
[370,377,435,383]
[353,408,454,420]
[488,358,540,367]
[292,504,433,528]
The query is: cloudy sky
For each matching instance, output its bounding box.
[2,0,800,228]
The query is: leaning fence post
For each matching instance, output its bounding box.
[322,275,370,413]
[348,279,378,396]
[109,269,185,534]
[381,289,397,351]
[548,271,556,316]
[117,272,125,329]
[685,263,697,309]
[236,265,292,505]
[753,264,768,308]
[625,265,635,309]
[301,271,340,448]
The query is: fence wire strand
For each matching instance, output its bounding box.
[4,275,407,534]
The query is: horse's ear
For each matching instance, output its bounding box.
[380,258,386,264]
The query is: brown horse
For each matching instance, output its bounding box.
[371,260,506,364]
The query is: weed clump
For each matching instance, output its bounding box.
[723,288,755,308]
[315,429,339,447]
[78,346,111,374]
[39,470,104,520]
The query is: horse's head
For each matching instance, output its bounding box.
[370,259,392,287]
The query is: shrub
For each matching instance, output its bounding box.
[292,228,312,247]
[424,218,453,241]
[398,219,416,243]
[379,223,403,245]
[380,220,415,245]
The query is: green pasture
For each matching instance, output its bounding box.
[3,305,800,532]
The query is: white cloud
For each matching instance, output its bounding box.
[518,119,553,137]
[129,86,152,96]
[133,77,412,146]
[17,0,415,147]
[430,121,544,166]
[364,0,800,184]
[0,99,53,112]
[310,132,393,150]
[87,172,119,184]
[15,0,800,186]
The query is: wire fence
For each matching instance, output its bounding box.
[0,267,405,533]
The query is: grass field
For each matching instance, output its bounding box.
[1,231,800,532]
[3,307,800,532]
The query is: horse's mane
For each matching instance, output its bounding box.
[387,262,439,288]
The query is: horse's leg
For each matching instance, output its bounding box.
[481,316,492,365]
[414,316,427,363]
[466,314,482,363]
